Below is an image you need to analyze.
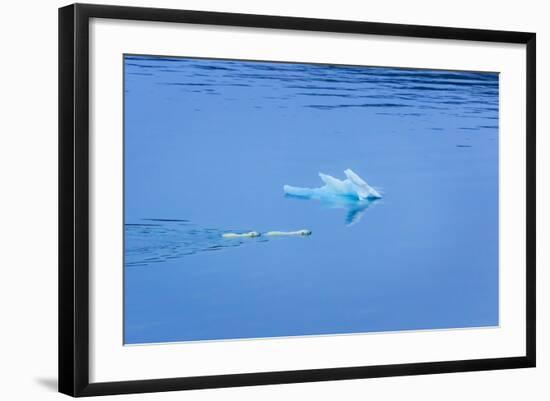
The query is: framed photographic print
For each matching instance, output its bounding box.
[58,3,536,397]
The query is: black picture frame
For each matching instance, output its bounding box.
[59,3,536,397]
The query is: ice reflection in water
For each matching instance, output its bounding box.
[284,194,380,226]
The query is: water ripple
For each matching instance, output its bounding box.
[125,219,268,267]
[125,54,498,130]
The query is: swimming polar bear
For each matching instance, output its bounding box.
[265,229,312,237]
[222,230,312,239]
[222,231,261,239]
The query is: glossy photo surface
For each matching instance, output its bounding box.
[123,55,499,344]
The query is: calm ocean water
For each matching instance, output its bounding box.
[124,55,499,344]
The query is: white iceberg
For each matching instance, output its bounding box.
[283,169,381,226]
[283,169,382,201]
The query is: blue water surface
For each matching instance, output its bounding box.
[124,55,499,344]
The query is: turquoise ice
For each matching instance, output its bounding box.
[284,168,382,200]
[284,169,382,225]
